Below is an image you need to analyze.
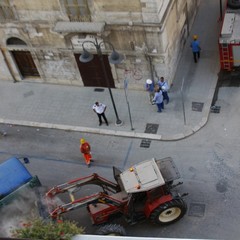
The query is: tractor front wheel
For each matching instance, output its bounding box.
[96,224,126,236]
[150,198,187,225]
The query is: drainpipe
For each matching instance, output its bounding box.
[146,54,157,84]
[149,55,155,82]
[0,47,17,83]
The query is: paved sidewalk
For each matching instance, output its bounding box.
[0,1,220,141]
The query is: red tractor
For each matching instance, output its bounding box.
[46,157,188,235]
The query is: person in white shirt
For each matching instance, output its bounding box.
[92,102,109,126]
[157,77,169,104]
[152,88,164,112]
[145,79,155,104]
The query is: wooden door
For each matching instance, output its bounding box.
[11,51,39,77]
[75,54,115,88]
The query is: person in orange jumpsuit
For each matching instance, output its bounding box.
[80,138,93,167]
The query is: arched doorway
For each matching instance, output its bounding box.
[7,37,40,77]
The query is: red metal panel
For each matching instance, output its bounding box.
[144,194,173,218]
[88,203,122,224]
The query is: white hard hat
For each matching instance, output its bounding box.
[146,79,152,84]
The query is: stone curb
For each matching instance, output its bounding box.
[0,116,209,141]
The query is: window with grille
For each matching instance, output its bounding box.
[61,0,91,22]
[0,0,15,21]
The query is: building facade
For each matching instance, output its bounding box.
[0,0,200,90]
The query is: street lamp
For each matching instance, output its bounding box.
[79,38,124,126]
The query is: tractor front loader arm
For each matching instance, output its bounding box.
[45,173,123,220]
[47,192,107,219]
[46,173,119,198]
[46,191,127,220]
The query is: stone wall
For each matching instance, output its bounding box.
[0,0,200,89]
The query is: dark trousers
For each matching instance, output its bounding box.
[162,91,169,103]
[193,51,200,63]
[97,112,108,125]
[156,102,164,112]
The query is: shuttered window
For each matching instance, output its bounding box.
[0,0,15,21]
[60,0,91,22]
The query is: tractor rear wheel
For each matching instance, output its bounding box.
[150,198,187,225]
[96,223,126,236]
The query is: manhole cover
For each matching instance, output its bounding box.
[144,123,159,134]
[140,139,151,148]
[94,88,105,92]
[192,102,204,112]
[188,203,206,217]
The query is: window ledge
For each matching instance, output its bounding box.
[53,21,105,33]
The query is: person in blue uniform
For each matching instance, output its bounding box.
[190,35,201,63]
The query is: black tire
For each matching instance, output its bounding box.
[150,198,187,225]
[227,0,240,9]
[96,223,126,236]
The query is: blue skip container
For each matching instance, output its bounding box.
[0,157,33,198]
